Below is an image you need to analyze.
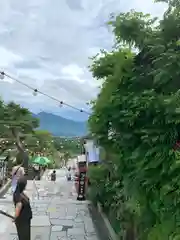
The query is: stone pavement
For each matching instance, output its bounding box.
[0,169,100,240]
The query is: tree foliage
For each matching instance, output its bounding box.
[53,137,81,155]
[25,130,54,152]
[88,0,180,239]
[0,99,39,170]
[0,98,79,169]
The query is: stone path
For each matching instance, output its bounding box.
[0,169,100,240]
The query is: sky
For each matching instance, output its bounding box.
[0,0,167,120]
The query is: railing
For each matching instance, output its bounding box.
[0,157,8,187]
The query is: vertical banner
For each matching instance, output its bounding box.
[84,140,100,163]
[95,147,100,162]
[77,161,87,201]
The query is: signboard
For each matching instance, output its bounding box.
[77,171,86,200]
[77,161,87,201]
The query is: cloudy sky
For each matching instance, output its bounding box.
[0,0,167,120]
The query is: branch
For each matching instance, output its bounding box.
[11,128,29,175]
[11,128,24,153]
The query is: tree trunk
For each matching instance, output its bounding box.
[11,128,29,176]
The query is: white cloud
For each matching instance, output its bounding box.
[61,64,85,83]
[0,47,22,67]
[0,0,167,119]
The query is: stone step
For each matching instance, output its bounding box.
[0,169,100,240]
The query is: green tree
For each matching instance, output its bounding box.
[0,100,39,173]
[53,137,81,156]
[63,151,71,166]
[88,1,180,239]
[33,130,53,152]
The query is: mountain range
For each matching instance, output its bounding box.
[33,112,88,137]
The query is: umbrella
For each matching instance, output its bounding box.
[42,157,51,164]
[31,156,51,165]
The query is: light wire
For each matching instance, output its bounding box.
[0,71,91,115]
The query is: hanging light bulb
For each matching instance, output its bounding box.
[59,101,63,107]
[33,89,38,96]
[0,72,5,80]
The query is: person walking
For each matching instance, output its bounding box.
[13,176,32,240]
[66,167,72,181]
[51,170,56,182]
[11,158,25,193]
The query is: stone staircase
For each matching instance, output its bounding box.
[0,169,100,240]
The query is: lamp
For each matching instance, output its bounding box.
[0,72,5,80]
[33,89,38,96]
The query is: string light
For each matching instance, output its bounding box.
[59,101,63,107]
[0,71,91,115]
[33,89,38,96]
[0,72,4,80]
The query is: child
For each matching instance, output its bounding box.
[51,170,56,182]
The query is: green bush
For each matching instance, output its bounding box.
[88,164,122,235]
[88,1,180,238]
[87,165,108,204]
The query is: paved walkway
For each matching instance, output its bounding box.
[0,169,100,240]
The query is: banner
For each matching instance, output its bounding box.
[84,140,100,163]
[95,147,100,162]
[77,161,87,201]
[77,171,86,200]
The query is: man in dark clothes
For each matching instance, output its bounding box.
[51,170,56,182]
[13,176,32,240]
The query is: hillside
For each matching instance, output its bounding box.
[33,112,88,137]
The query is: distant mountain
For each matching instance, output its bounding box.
[33,112,88,137]
[53,110,89,122]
